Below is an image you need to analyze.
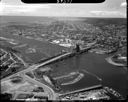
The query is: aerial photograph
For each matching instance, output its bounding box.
[0,0,127,101]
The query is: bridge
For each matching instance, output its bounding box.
[1,46,93,100]
[1,46,93,82]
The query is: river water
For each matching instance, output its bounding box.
[1,34,127,98]
[48,52,127,98]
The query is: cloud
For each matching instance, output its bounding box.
[120,2,127,7]
[0,3,51,15]
[90,10,126,18]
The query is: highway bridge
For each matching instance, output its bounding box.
[2,46,92,81]
[1,46,93,100]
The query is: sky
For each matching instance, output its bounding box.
[0,0,127,18]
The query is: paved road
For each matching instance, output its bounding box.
[1,52,71,100]
[23,75,56,100]
[1,52,71,82]
[2,47,92,82]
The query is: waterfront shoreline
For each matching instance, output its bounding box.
[105,56,126,67]
[53,72,84,86]
[61,73,84,86]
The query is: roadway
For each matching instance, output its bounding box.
[1,52,72,100]
[1,52,71,82]
[1,46,92,82]
[22,74,56,100]
[1,48,92,100]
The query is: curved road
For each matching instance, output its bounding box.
[1,52,72,100]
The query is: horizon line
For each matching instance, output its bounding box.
[0,15,127,19]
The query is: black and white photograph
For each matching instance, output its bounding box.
[0,0,127,101]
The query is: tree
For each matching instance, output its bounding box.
[0,93,12,100]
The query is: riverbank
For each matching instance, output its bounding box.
[61,73,84,86]
[54,72,84,86]
[89,49,108,54]
[105,56,126,67]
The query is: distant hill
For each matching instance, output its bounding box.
[0,16,57,24]
[0,16,126,25]
[82,17,127,27]
[0,16,126,36]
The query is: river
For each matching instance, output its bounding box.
[1,33,127,98]
[48,52,128,98]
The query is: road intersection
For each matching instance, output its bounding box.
[1,52,71,100]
